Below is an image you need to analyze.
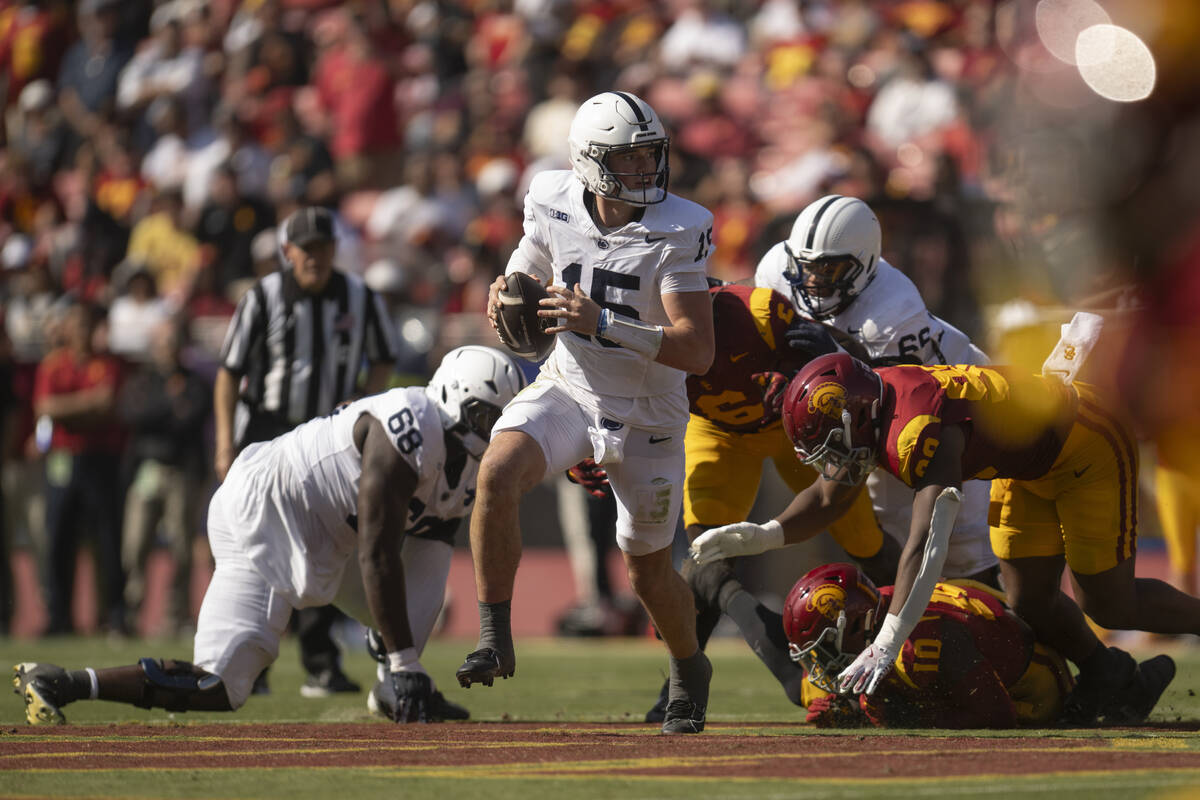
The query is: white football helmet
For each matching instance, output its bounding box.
[568,91,670,206]
[783,195,881,319]
[425,346,527,458]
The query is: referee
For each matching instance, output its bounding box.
[214,206,397,697]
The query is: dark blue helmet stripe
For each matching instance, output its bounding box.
[611,91,650,132]
[805,195,843,249]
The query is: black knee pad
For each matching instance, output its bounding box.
[137,658,225,712]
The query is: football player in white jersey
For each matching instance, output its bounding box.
[754,195,997,584]
[458,91,717,734]
[12,347,526,726]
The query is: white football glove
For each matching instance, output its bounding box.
[837,642,897,696]
[690,520,784,565]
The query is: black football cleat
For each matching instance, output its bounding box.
[644,678,670,724]
[661,699,707,734]
[455,647,514,688]
[1100,654,1176,725]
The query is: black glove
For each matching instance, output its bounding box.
[785,320,839,362]
[566,458,609,498]
[390,671,433,723]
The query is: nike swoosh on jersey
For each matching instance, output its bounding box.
[1074,465,1091,478]
[645,234,665,243]
[649,434,672,444]
[730,352,750,362]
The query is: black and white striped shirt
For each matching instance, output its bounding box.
[219,268,397,448]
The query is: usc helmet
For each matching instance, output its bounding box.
[568,91,670,206]
[426,346,527,459]
[783,562,884,693]
[781,352,882,486]
[783,195,881,319]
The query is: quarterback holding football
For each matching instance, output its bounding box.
[463,91,717,734]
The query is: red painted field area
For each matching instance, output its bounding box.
[4,723,1200,780]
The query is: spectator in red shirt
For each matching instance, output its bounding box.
[312,14,401,190]
[32,301,126,635]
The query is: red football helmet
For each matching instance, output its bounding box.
[783,562,884,693]
[781,352,882,486]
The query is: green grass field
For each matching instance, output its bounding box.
[5,635,1200,799]
[5,633,1200,725]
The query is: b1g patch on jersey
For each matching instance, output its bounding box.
[548,208,570,222]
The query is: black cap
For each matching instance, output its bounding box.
[284,207,336,247]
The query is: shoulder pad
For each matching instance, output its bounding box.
[525,170,575,208]
[641,194,714,242]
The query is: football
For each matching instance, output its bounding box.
[495,271,556,361]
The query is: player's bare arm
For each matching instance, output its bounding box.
[777,477,863,545]
[213,367,239,481]
[690,479,861,565]
[656,289,715,375]
[354,413,420,656]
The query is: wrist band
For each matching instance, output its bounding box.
[761,519,785,550]
[595,309,664,358]
[388,647,419,672]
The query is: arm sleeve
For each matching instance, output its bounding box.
[218,284,264,375]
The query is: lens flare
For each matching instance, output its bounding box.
[1075,24,1156,102]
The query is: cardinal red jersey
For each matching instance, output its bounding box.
[877,364,1078,487]
[885,583,1031,688]
[864,582,1040,728]
[687,284,803,434]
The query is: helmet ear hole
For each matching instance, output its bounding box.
[425,346,528,457]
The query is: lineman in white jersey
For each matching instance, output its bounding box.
[12,347,526,727]
[457,91,718,734]
[754,195,997,583]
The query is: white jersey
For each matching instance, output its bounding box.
[215,387,472,606]
[506,170,712,430]
[755,246,986,365]
[755,245,996,577]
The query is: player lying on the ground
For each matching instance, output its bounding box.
[461,91,717,734]
[692,353,1184,724]
[782,562,1094,728]
[641,281,902,721]
[12,347,526,725]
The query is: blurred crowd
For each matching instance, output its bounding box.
[1,0,1197,639]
